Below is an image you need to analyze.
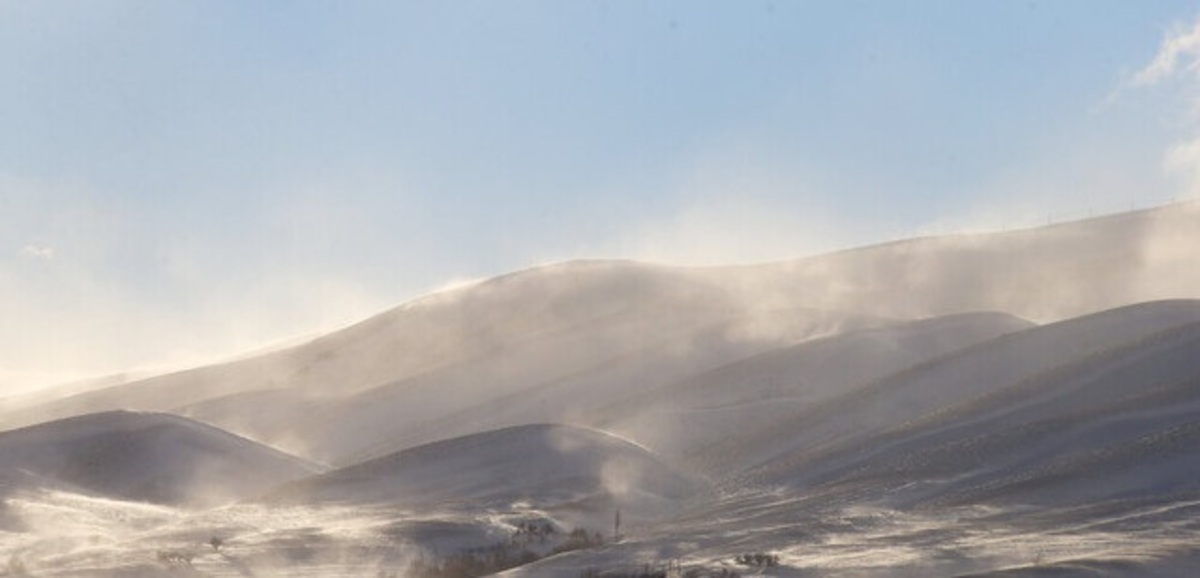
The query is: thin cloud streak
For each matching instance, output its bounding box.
[1133,17,1200,87]
[19,244,54,260]
[1121,13,1200,200]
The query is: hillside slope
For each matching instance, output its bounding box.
[787,318,1200,509]
[0,410,320,506]
[497,303,1200,578]
[268,424,701,527]
[295,305,885,465]
[734,300,1200,496]
[2,261,881,460]
[594,311,1033,473]
[4,203,1199,462]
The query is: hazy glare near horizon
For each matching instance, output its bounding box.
[3,1,1199,390]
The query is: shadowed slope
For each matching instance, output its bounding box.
[268,424,701,526]
[801,319,1200,508]
[733,300,1200,508]
[0,411,320,506]
[592,311,1033,473]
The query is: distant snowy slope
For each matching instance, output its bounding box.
[299,305,884,465]
[5,203,1199,461]
[594,311,1033,473]
[792,317,1200,508]
[736,299,1200,490]
[0,261,877,457]
[1,261,709,428]
[0,411,320,506]
[268,424,701,526]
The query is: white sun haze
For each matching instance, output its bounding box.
[0,174,414,395]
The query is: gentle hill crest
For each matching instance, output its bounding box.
[267,423,701,528]
[0,410,320,506]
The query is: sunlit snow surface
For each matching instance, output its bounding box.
[4,487,1200,577]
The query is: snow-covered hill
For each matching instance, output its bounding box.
[268,424,699,528]
[779,307,1200,509]
[724,299,1200,487]
[4,204,1200,576]
[0,411,320,506]
[595,311,1033,474]
[506,300,1200,576]
[0,261,885,461]
[5,203,1199,462]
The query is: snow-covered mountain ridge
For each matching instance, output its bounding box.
[3,203,1200,576]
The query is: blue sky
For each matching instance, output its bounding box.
[3,1,1200,388]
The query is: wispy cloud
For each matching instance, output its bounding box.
[1133,17,1200,87]
[1122,13,1200,199]
[19,244,55,260]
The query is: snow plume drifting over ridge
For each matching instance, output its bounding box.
[705,201,1200,323]
[6,204,1200,464]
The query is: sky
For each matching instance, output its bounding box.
[3,1,1200,391]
